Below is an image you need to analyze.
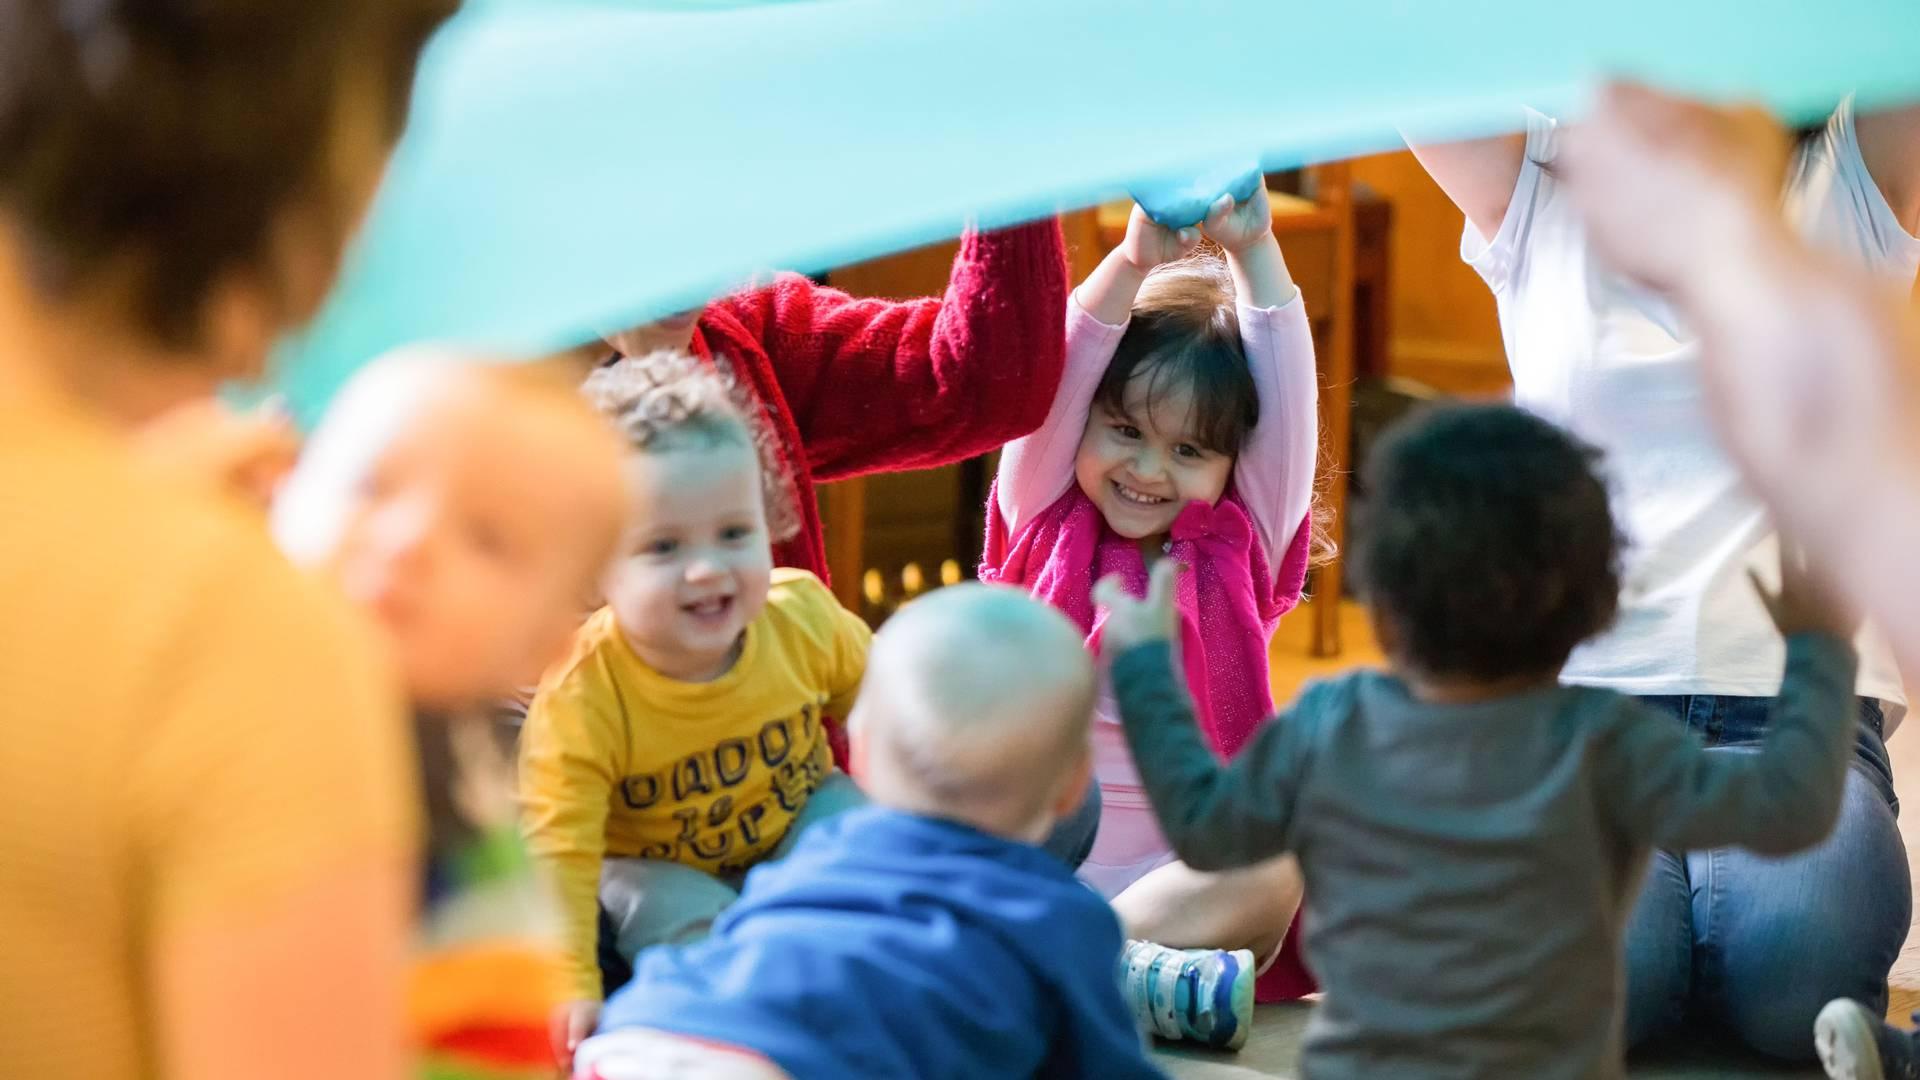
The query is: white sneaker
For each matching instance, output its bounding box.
[1118,939,1255,1051]
[1816,998,1900,1080]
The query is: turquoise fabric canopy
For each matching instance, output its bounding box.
[277,0,1920,422]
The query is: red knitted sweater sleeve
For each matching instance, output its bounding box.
[714,218,1068,482]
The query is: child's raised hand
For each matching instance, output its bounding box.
[1093,560,1184,657]
[1117,204,1203,273]
[1749,536,1860,641]
[1197,183,1274,255]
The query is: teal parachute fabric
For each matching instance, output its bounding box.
[277,0,1920,421]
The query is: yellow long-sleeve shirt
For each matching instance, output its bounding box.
[519,569,870,998]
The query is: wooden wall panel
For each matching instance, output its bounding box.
[1348,150,1511,395]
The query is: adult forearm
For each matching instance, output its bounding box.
[1685,226,1920,668]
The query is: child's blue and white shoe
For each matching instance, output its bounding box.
[1119,939,1254,1051]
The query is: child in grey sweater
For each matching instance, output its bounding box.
[1095,403,1861,1080]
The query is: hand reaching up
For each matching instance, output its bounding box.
[1093,560,1184,658]
[1749,536,1860,641]
[1117,203,1204,274]
[1198,183,1274,256]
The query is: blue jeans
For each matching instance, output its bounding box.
[1624,694,1910,1061]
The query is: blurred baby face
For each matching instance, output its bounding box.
[326,381,623,710]
[606,437,773,682]
[1074,376,1234,541]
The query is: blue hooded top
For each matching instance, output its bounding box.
[600,806,1166,1079]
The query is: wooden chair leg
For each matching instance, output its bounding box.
[821,478,868,617]
[1311,162,1358,659]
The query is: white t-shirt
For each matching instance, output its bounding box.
[1464,100,1920,721]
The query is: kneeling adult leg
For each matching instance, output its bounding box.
[1623,848,1695,1050]
[1697,763,1909,1061]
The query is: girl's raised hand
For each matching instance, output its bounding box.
[1198,183,1274,255]
[1094,560,1184,658]
[1118,204,1202,273]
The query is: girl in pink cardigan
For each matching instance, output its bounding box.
[981,187,1320,1048]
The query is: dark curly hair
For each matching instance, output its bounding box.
[0,0,451,346]
[1354,402,1622,682]
[582,349,804,544]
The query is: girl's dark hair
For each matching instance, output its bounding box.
[0,1,452,346]
[1093,248,1336,565]
[1355,402,1623,682]
[1094,251,1258,458]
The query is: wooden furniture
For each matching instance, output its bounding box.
[817,211,1107,618]
[1352,195,1394,383]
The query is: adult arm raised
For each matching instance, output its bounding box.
[1856,102,1920,235]
[1406,132,1529,243]
[1558,82,1920,684]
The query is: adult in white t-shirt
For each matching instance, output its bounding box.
[1411,99,1920,1062]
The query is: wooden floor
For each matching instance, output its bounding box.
[1155,602,1917,1079]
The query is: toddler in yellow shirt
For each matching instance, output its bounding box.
[520,351,872,1053]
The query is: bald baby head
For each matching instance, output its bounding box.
[274,348,628,709]
[851,584,1096,842]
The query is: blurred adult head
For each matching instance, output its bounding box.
[0,0,452,421]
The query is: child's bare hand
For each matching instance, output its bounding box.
[1198,183,1274,255]
[551,999,602,1068]
[1093,560,1184,657]
[1117,204,1202,273]
[136,396,299,509]
[1749,536,1860,640]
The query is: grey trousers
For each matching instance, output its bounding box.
[599,771,866,963]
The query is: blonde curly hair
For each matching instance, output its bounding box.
[582,349,802,543]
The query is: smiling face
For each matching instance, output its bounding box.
[1074,373,1236,542]
[606,437,774,682]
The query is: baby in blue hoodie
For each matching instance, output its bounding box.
[575,584,1165,1080]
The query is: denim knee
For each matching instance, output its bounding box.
[1622,850,1691,1048]
[1700,771,1910,1061]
